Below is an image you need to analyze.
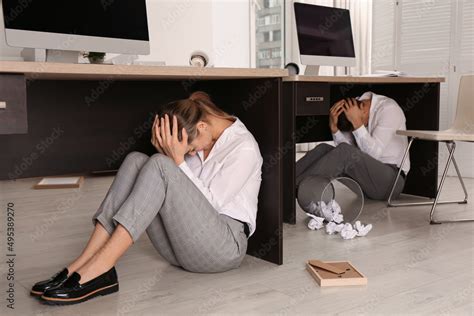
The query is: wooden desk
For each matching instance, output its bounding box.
[282,75,445,224]
[0,61,288,265]
[0,62,446,263]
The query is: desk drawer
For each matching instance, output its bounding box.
[295,82,330,116]
[0,74,27,134]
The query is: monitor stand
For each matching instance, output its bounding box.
[45,50,80,63]
[304,65,320,76]
[20,48,45,62]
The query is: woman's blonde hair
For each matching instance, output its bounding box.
[159,91,235,143]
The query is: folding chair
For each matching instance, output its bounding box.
[387,74,473,224]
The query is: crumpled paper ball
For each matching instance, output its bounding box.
[354,221,373,237]
[314,200,344,224]
[306,201,320,215]
[325,222,344,235]
[306,213,324,230]
[305,199,373,239]
[340,223,358,240]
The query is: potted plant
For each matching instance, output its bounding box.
[82,52,106,64]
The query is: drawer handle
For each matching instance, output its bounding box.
[306,97,325,102]
[0,101,6,110]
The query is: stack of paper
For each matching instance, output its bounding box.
[362,70,408,77]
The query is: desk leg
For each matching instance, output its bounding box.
[194,79,284,265]
[400,83,440,198]
[282,84,296,224]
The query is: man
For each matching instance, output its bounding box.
[295,91,410,200]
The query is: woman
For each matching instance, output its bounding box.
[31,91,263,305]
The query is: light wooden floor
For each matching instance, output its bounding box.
[1,173,473,315]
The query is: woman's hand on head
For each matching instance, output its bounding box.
[156,114,189,166]
[151,114,166,155]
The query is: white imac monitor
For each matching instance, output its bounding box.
[2,0,150,63]
[294,3,355,75]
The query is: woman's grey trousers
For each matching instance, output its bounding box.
[91,151,248,273]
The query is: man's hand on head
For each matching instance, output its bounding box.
[343,98,364,130]
[329,99,345,134]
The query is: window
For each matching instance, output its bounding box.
[251,0,284,68]
[257,14,280,27]
[263,32,270,42]
[372,0,474,177]
[258,50,271,59]
[272,48,281,58]
[264,0,281,9]
[273,30,281,41]
[271,14,280,24]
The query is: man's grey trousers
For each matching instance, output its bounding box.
[92,151,248,273]
[296,143,405,200]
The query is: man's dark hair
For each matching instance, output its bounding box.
[337,99,363,132]
[337,111,353,132]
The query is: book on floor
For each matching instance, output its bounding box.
[306,259,367,287]
[33,176,84,189]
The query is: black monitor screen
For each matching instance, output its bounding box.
[294,3,355,57]
[2,0,149,41]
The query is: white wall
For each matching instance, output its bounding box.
[0,0,251,67]
[142,0,214,66]
[141,0,250,67]
[212,0,250,67]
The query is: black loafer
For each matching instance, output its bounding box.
[30,268,69,297]
[40,266,118,305]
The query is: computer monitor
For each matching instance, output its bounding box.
[2,0,150,63]
[294,3,355,75]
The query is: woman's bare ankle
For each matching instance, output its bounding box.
[66,260,85,277]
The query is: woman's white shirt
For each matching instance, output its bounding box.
[177,116,263,237]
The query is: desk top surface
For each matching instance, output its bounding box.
[0,61,288,80]
[0,61,445,83]
[284,75,445,83]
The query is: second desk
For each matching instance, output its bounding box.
[282,75,445,224]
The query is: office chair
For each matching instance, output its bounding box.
[387,74,473,224]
